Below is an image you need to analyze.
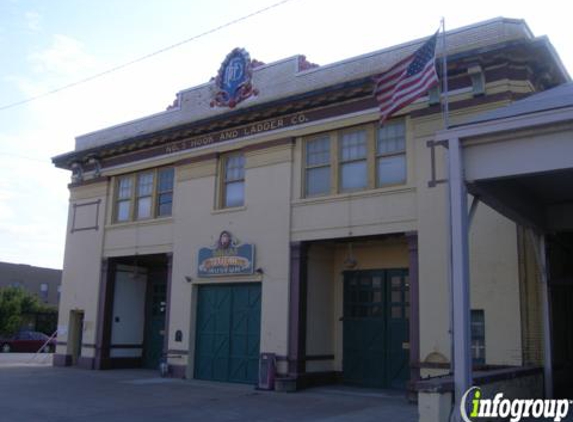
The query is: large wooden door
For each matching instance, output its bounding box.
[195,283,261,384]
[343,269,409,389]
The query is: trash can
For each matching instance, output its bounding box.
[258,353,276,390]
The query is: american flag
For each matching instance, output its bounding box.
[374,32,439,125]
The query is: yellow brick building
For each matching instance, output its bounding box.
[52,17,569,408]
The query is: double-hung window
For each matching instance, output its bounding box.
[303,120,407,197]
[222,153,245,208]
[136,172,154,219]
[305,136,331,196]
[40,283,49,302]
[377,120,406,186]
[157,168,175,217]
[339,129,368,192]
[114,167,174,223]
[116,176,133,222]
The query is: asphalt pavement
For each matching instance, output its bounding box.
[0,356,417,422]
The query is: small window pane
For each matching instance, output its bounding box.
[225,155,245,182]
[40,284,48,301]
[341,161,367,191]
[391,306,402,319]
[225,181,244,208]
[158,168,174,193]
[306,137,330,166]
[378,121,405,154]
[137,197,152,219]
[118,177,132,199]
[378,155,406,186]
[340,130,367,161]
[373,291,382,303]
[372,277,382,288]
[223,155,245,208]
[306,166,330,196]
[117,201,131,222]
[158,192,173,217]
[137,173,153,196]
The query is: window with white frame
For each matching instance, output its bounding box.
[136,172,154,219]
[377,120,406,186]
[40,283,49,302]
[116,176,133,222]
[157,168,175,217]
[339,129,368,192]
[114,167,174,223]
[305,135,331,196]
[302,120,407,197]
[221,153,245,208]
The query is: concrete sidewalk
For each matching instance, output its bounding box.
[0,365,418,422]
[0,352,53,366]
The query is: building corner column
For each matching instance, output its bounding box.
[288,241,308,386]
[163,253,174,371]
[406,231,420,398]
[94,258,114,370]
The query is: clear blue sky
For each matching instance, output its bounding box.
[0,0,571,269]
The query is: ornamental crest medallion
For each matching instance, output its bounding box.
[211,48,258,108]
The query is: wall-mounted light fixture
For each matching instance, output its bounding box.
[343,243,358,269]
[255,267,264,275]
[184,276,193,283]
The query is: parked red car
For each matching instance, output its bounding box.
[0,331,55,353]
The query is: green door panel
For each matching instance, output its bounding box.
[143,278,166,369]
[387,270,410,389]
[195,285,231,381]
[343,269,409,389]
[195,283,261,384]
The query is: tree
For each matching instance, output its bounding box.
[0,287,56,336]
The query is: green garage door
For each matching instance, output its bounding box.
[343,269,410,389]
[195,283,261,384]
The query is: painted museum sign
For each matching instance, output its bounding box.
[198,231,255,277]
[211,48,258,109]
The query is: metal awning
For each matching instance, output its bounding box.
[436,82,573,420]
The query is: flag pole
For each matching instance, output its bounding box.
[441,17,450,129]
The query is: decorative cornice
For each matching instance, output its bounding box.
[53,77,373,170]
[52,38,564,172]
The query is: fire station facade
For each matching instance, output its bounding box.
[52,18,568,393]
